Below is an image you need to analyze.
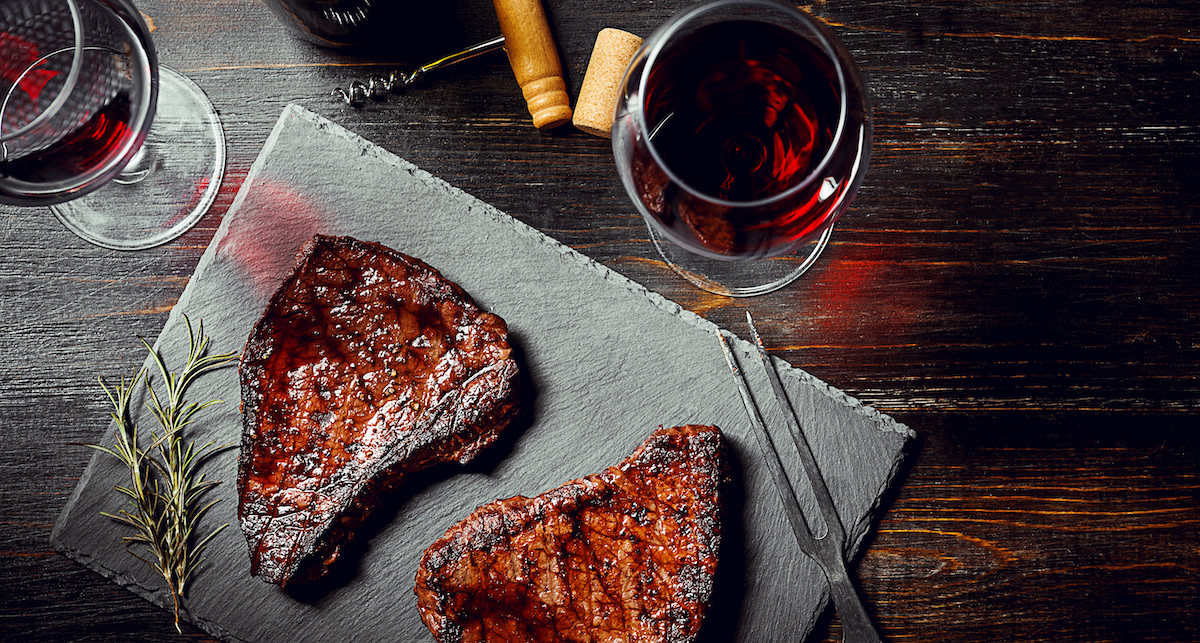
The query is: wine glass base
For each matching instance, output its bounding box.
[647,221,834,297]
[51,67,225,251]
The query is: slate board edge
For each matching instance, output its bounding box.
[50,103,915,641]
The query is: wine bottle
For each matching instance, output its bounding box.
[262,0,381,48]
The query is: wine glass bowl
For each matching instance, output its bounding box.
[612,0,871,296]
[1,0,224,250]
[1,0,155,206]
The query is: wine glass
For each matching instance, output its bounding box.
[0,0,225,250]
[612,0,871,297]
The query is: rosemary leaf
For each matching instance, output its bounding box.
[83,316,237,633]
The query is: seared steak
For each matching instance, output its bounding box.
[238,235,521,585]
[415,424,726,643]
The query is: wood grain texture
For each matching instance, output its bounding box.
[2,0,1198,641]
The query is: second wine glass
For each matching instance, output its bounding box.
[612,0,872,297]
[0,0,224,250]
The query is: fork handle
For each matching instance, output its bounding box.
[826,561,883,643]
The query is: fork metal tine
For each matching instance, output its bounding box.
[745,311,846,548]
[716,329,818,550]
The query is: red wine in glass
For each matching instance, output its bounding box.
[640,20,842,257]
[1,45,151,202]
[4,93,138,187]
[613,0,871,296]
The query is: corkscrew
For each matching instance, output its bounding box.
[330,0,572,129]
[332,35,506,107]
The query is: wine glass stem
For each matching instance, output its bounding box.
[112,145,153,185]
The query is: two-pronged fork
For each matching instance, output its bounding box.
[716,312,882,643]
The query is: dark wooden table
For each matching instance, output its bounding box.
[3,0,1198,640]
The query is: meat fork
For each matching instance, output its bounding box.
[716,313,882,643]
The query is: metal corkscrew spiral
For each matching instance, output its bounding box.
[332,36,506,107]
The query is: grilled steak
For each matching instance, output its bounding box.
[415,424,726,643]
[238,234,521,586]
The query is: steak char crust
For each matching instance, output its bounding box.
[238,234,520,586]
[415,424,726,643]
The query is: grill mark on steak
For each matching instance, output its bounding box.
[414,424,726,643]
[237,235,521,586]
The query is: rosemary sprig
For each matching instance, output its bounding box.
[84,316,237,633]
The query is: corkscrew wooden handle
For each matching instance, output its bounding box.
[492,0,572,129]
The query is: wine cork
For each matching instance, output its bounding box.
[493,0,573,129]
[573,28,644,138]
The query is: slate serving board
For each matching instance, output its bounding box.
[52,104,915,642]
